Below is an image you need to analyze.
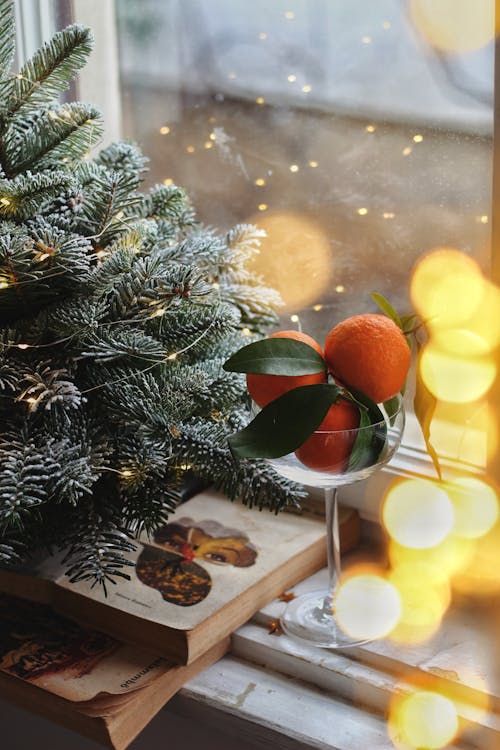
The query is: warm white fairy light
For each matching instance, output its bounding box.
[209,132,216,141]
[357,207,368,215]
[36,253,51,261]
[204,141,213,149]
[258,203,268,211]
[17,343,30,350]
[120,469,133,478]
[0,281,8,289]
[186,145,195,153]
[308,161,318,168]
[241,327,252,336]
[26,398,37,407]
[383,212,396,219]
[212,281,220,289]
[289,164,299,172]
[302,85,312,93]
[287,74,297,82]
[150,308,166,318]
[313,304,323,311]
[159,126,170,135]
[95,249,107,258]
[480,215,489,224]
[163,178,173,186]
[255,178,266,186]
[166,352,177,361]
[0,197,11,206]
[290,314,299,322]
[366,124,376,133]
[402,146,413,156]
[362,36,372,44]
[335,285,345,293]
[413,134,423,143]
[256,97,265,105]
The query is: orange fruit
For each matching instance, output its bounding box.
[295,398,360,472]
[324,314,410,403]
[246,330,326,408]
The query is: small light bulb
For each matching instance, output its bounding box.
[313,304,323,311]
[167,352,178,360]
[258,203,268,211]
[255,178,266,186]
[0,281,9,289]
[26,398,37,406]
[308,160,318,168]
[241,327,252,336]
[204,141,213,149]
[159,126,170,135]
[290,314,299,322]
[17,343,30,350]
[302,85,312,93]
[383,212,396,219]
[0,197,11,206]
[287,74,297,82]
[256,97,265,105]
[402,146,412,156]
[413,134,423,143]
[163,178,173,186]
[186,145,195,153]
[121,469,133,477]
[362,36,372,44]
[357,207,368,215]
[480,215,489,224]
[335,285,345,293]
[289,164,299,173]
[366,124,376,133]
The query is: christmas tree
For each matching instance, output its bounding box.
[0,1,303,590]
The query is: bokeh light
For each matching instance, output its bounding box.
[452,519,500,597]
[389,690,459,749]
[430,400,497,465]
[247,210,332,311]
[419,343,496,403]
[389,535,476,580]
[388,562,450,644]
[410,0,495,53]
[382,478,454,549]
[410,248,485,330]
[334,573,401,641]
[446,476,499,539]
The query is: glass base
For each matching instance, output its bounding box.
[280,589,370,648]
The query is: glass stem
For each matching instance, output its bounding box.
[324,487,341,612]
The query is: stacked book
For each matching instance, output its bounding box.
[0,490,360,748]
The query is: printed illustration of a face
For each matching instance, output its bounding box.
[136,517,258,607]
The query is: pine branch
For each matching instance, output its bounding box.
[2,103,103,177]
[96,141,149,178]
[0,0,15,84]
[0,431,51,530]
[0,170,73,221]
[1,25,93,122]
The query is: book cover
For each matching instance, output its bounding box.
[0,490,359,663]
[0,593,229,749]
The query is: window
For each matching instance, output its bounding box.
[44,0,497,473]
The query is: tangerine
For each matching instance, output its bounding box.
[295,397,360,472]
[246,330,326,408]
[324,314,410,403]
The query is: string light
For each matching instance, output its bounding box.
[0,281,9,289]
[287,74,297,82]
[26,398,37,407]
[209,132,216,141]
[159,126,170,135]
[290,314,299,323]
[362,36,372,44]
[402,146,413,156]
[308,160,318,168]
[150,308,166,318]
[256,97,265,105]
[357,207,368,215]
[413,134,424,143]
[163,178,173,186]
[313,304,323,311]
[480,215,489,224]
[335,285,345,293]
[302,85,312,93]
[366,124,376,133]
[241,327,252,336]
[204,141,213,149]
[255,178,266,186]
[258,203,268,211]
[17,343,30,350]
[186,146,195,153]
[166,352,177,360]
[120,469,133,478]
[289,164,299,172]
[95,249,107,259]
[0,197,11,206]
[383,212,396,219]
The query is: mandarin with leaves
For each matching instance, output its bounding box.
[324,314,411,404]
[246,330,326,408]
[294,397,360,472]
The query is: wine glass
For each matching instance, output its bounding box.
[266,393,405,648]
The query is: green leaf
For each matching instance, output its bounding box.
[414,349,442,480]
[223,338,326,375]
[228,383,343,458]
[345,386,387,470]
[371,292,402,329]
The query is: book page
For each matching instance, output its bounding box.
[57,491,325,632]
[0,595,170,702]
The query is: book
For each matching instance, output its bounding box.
[0,489,360,664]
[0,593,229,749]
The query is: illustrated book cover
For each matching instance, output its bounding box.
[0,490,359,664]
[0,593,229,749]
